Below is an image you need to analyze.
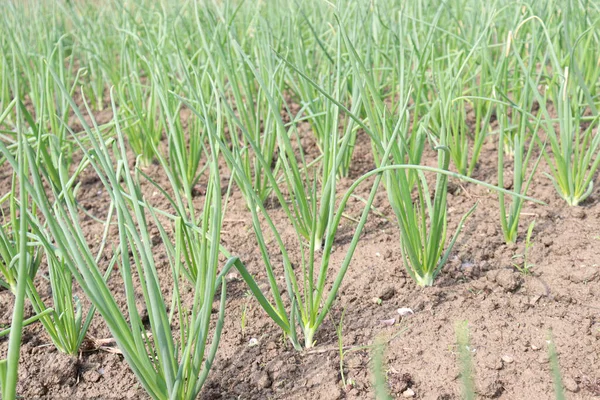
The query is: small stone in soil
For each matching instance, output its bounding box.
[563,377,579,392]
[397,308,414,317]
[379,286,395,301]
[402,388,415,397]
[501,355,514,364]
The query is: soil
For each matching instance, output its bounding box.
[1,103,599,400]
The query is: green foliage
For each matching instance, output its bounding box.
[548,331,566,400]
[1,96,29,400]
[512,221,536,275]
[372,339,393,400]
[455,321,476,400]
[1,0,598,397]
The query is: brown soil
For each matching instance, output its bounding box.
[1,108,599,400]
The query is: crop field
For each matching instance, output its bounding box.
[0,0,599,399]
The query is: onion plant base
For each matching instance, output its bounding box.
[412,273,435,288]
[549,176,594,207]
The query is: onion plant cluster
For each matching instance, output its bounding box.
[55,87,236,399]
[0,80,103,356]
[190,74,388,348]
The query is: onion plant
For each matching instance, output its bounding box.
[491,29,545,242]
[0,97,29,400]
[282,9,363,177]
[202,90,396,348]
[191,6,283,203]
[363,94,472,287]
[179,43,406,346]
[548,331,566,400]
[339,17,543,286]
[0,72,104,356]
[284,58,362,178]
[385,119,477,287]
[0,167,103,356]
[116,75,163,166]
[62,0,123,110]
[455,321,476,400]
[340,19,475,287]
[0,178,42,294]
[496,100,543,244]
[0,36,81,167]
[37,70,235,398]
[511,18,600,206]
[155,82,208,198]
[541,70,600,206]
[425,9,497,176]
[215,31,358,252]
[440,69,494,177]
